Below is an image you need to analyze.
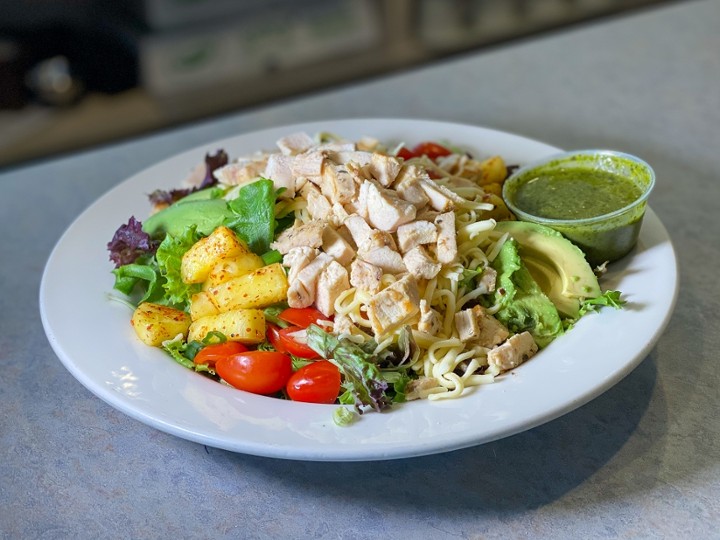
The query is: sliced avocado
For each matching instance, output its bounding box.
[490,238,563,348]
[142,199,232,238]
[494,221,601,319]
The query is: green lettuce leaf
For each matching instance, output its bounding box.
[155,226,202,310]
[225,179,276,254]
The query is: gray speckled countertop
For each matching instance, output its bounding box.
[2,1,719,538]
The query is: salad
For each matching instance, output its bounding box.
[107,131,622,425]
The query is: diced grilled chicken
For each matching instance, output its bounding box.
[368,153,403,187]
[276,132,315,155]
[315,261,350,317]
[333,313,358,335]
[364,181,417,232]
[418,299,441,335]
[213,157,268,186]
[396,220,437,253]
[302,183,333,221]
[316,141,356,153]
[435,212,458,264]
[288,252,333,308]
[360,247,406,274]
[316,163,358,204]
[403,246,441,280]
[454,305,509,347]
[405,377,442,401]
[264,154,295,198]
[393,166,431,209]
[283,246,317,282]
[477,267,497,294]
[366,275,420,336]
[291,150,325,178]
[419,178,462,212]
[350,259,383,294]
[322,227,355,266]
[487,332,538,372]
[271,219,327,254]
[343,215,374,249]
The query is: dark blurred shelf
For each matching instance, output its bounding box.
[0,0,673,168]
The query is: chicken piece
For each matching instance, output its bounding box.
[350,259,383,294]
[477,267,497,294]
[331,203,351,228]
[271,219,328,254]
[353,180,371,219]
[368,153,403,186]
[366,275,420,336]
[283,247,318,283]
[276,132,314,155]
[418,299,441,336]
[289,253,333,308]
[396,220,437,253]
[487,332,538,372]
[333,313,358,336]
[364,181,417,232]
[315,163,358,204]
[392,165,431,209]
[435,212,458,264]
[292,150,325,178]
[419,178,462,212]
[403,246,441,280]
[263,154,295,198]
[322,227,355,266]
[343,215,373,249]
[302,183,333,221]
[405,377,442,401]
[316,141,356,153]
[213,158,267,186]
[454,305,509,347]
[315,261,350,317]
[360,246,406,275]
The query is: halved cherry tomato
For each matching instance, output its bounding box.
[266,323,288,353]
[279,307,328,329]
[276,326,320,359]
[215,351,292,395]
[286,360,342,404]
[193,341,248,367]
[411,142,452,160]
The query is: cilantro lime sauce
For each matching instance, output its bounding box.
[512,170,643,220]
[503,151,655,265]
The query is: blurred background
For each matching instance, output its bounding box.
[0,0,672,169]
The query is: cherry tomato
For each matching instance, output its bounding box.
[279,307,328,329]
[266,323,288,353]
[193,341,248,367]
[215,351,292,395]
[286,360,342,404]
[277,326,321,359]
[411,142,452,160]
[396,146,416,160]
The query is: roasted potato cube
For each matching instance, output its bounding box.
[189,291,220,321]
[207,263,289,311]
[181,226,250,284]
[131,302,191,346]
[476,156,508,185]
[188,309,265,344]
[202,253,264,291]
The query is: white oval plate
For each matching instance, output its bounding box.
[40,119,678,461]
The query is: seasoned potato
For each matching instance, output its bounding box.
[459,155,508,186]
[181,226,250,284]
[189,291,220,321]
[131,302,191,346]
[202,252,264,291]
[188,309,265,344]
[207,263,289,311]
[476,156,508,185]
